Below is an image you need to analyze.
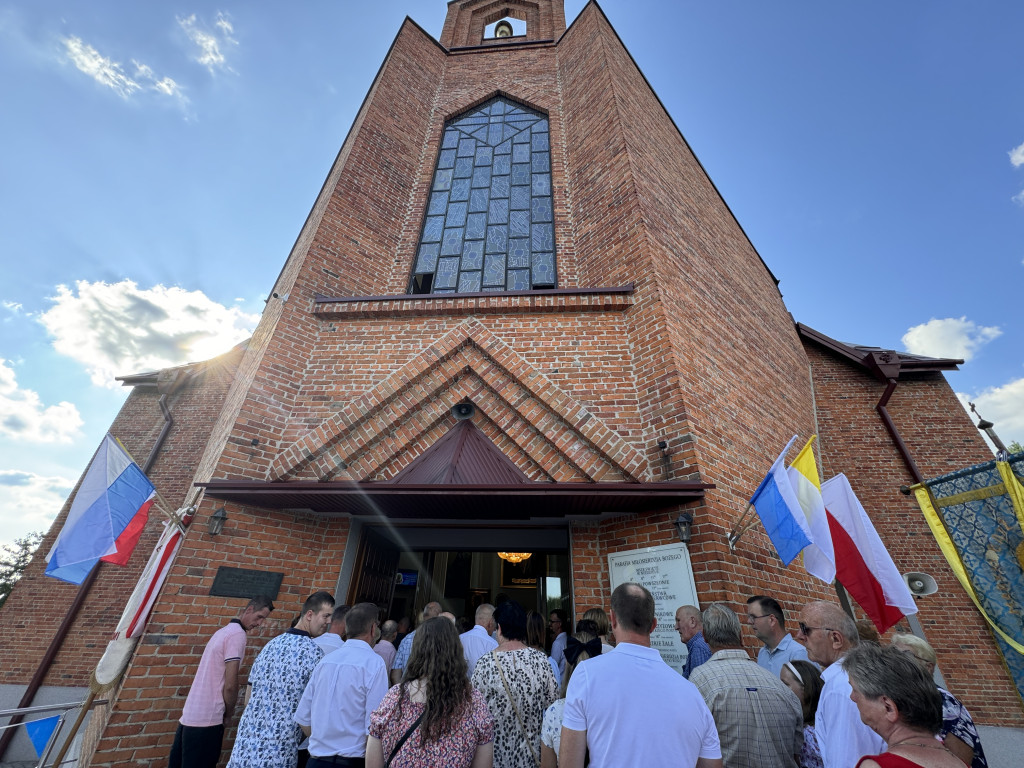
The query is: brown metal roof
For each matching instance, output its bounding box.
[796,323,962,381]
[198,479,712,520]
[392,420,530,485]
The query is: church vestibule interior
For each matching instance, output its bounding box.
[347,524,572,628]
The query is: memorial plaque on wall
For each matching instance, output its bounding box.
[210,567,284,600]
[607,542,699,676]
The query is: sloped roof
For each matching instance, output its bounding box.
[391,420,529,485]
[796,323,962,382]
[115,339,250,388]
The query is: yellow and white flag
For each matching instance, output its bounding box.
[787,436,836,583]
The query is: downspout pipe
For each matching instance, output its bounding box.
[873,376,947,687]
[144,394,173,474]
[0,390,174,760]
[875,377,925,485]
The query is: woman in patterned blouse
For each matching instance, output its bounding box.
[471,601,558,768]
[368,617,494,768]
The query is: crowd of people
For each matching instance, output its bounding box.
[166,586,988,768]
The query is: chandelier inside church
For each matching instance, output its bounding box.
[497,552,532,564]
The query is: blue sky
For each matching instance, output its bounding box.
[1,1,1022,548]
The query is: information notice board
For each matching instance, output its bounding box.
[607,542,699,676]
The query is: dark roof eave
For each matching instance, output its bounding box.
[796,322,962,381]
[197,479,713,520]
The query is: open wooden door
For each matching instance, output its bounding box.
[348,526,401,612]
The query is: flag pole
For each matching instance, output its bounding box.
[728,501,755,551]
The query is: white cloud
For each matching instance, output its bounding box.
[38,280,259,388]
[132,61,188,104]
[62,36,141,98]
[1014,190,1024,208]
[1010,141,1024,168]
[901,317,1001,362]
[957,377,1024,450]
[178,12,237,75]
[0,470,75,548]
[0,359,83,443]
[62,36,188,108]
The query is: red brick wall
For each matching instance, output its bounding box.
[440,0,566,48]
[559,4,829,627]
[803,340,1023,724]
[73,2,1022,764]
[0,350,243,692]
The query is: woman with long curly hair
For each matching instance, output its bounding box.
[367,617,494,768]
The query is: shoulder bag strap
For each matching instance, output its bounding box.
[492,650,540,768]
[384,707,426,768]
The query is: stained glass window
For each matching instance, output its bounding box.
[410,97,557,294]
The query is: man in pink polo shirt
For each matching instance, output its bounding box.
[169,595,274,768]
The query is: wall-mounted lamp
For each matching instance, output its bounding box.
[209,506,228,536]
[674,511,693,545]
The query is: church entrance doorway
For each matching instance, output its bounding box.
[346,523,572,632]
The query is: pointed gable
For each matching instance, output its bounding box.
[391,419,530,484]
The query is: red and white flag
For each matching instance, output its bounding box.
[93,509,192,687]
[821,473,917,632]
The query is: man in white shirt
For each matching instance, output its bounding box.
[560,583,723,768]
[746,595,810,676]
[294,602,388,768]
[313,604,350,656]
[459,602,498,675]
[798,600,885,768]
[549,609,568,676]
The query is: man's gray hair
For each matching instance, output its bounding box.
[475,603,495,623]
[702,603,743,647]
[380,620,399,640]
[807,601,858,647]
[890,632,937,667]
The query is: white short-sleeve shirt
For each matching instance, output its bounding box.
[815,659,886,768]
[562,642,721,767]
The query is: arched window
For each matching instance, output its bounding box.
[410,96,556,294]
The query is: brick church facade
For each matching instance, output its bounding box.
[2,1,1020,764]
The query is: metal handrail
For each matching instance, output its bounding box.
[0,698,107,767]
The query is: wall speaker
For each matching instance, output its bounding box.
[452,402,475,420]
[903,572,938,597]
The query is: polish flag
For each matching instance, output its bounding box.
[821,473,917,632]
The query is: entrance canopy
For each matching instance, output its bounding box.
[198,478,711,520]
[201,420,711,519]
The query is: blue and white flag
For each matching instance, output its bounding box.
[45,434,155,584]
[749,435,813,565]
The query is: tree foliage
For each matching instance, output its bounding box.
[1008,440,1023,455]
[0,532,44,610]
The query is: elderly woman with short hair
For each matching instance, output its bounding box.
[842,644,964,768]
[889,633,987,768]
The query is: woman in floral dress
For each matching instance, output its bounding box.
[368,617,494,768]
[471,601,558,768]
